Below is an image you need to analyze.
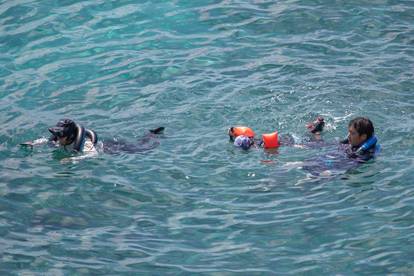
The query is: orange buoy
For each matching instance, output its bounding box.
[262,131,279,148]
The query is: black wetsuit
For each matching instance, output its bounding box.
[302,138,378,176]
[102,127,164,154]
[340,138,378,162]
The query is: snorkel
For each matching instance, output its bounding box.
[48,119,86,152]
[356,135,378,154]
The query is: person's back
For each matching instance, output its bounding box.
[102,127,164,154]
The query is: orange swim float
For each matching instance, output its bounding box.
[262,131,279,148]
[229,126,255,138]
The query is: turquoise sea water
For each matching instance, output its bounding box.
[1,0,414,274]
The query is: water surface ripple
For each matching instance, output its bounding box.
[1,0,413,274]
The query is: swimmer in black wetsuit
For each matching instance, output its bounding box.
[21,119,165,155]
[21,119,98,153]
[302,117,380,176]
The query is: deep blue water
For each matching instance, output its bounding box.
[1,0,414,274]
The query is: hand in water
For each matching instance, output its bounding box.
[20,138,49,148]
[306,117,325,133]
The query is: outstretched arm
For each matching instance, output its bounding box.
[20,137,57,148]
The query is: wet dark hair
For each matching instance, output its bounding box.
[348,117,374,138]
[49,119,77,142]
[61,119,77,138]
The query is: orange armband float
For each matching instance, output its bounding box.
[229,126,255,138]
[262,131,279,148]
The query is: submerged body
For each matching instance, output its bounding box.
[301,137,380,176]
[102,128,164,154]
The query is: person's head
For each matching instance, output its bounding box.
[347,117,374,147]
[49,119,77,146]
[234,135,253,150]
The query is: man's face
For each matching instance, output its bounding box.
[58,136,72,146]
[348,125,367,147]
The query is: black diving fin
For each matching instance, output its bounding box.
[149,127,165,134]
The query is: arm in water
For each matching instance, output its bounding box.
[20,137,55,148]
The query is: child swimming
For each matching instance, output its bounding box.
[228,116,380,176]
